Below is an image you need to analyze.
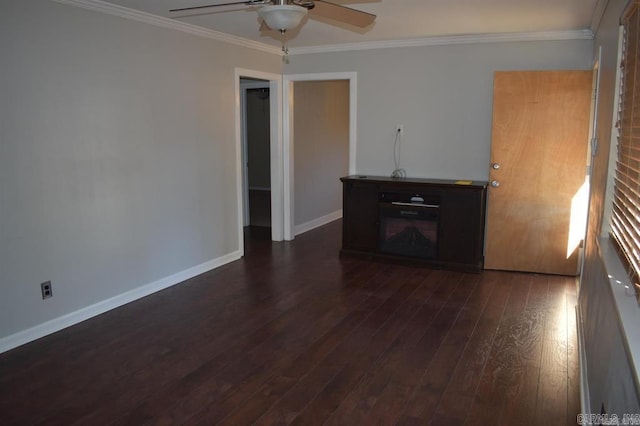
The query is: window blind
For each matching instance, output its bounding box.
[611,0,640,292]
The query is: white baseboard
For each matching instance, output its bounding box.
[577,305,591,415]
[294,209,342,236]
[0,250,243,354]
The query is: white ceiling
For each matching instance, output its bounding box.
[97,0,602,49]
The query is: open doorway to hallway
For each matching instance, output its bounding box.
[241,79,272,240]
[283,72,357,241]
[235,68,283,251]
[291,80,349,237]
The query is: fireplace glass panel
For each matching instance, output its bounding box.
[379,206,438,259]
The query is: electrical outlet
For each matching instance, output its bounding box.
[396,125,404,136]
[41,281,53,300]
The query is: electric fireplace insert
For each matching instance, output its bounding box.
[378,192,439,259]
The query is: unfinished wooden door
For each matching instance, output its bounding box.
[485,70,592,275]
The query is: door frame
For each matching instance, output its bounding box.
[235,68,283,251]
[579,47,603,282]
[282,72,357,241]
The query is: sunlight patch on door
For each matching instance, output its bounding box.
[567,178,589,259]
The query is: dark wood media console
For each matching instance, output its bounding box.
[340,175,488,272]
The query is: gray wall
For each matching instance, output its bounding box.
[293,80,349,227]
[579,0,640,415]
[0,0,281,340]
[285,39,594,181]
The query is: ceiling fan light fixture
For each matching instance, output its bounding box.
[257,5,307,31]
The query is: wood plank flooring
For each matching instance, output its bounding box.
[0,220,579,425]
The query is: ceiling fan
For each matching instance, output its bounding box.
[169,0,377,34]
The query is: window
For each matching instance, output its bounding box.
[610,0,640,293]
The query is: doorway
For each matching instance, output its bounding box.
[291,80,350,237]
[234,68,283,254]
[283,72,358,240]
[241,80,271,235]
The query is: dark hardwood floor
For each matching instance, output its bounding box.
[0,220,579,425]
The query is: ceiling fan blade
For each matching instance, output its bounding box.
[310,0,376,28]
[169,0,265,13]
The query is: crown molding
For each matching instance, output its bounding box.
[289,29,595,55]
[51,0,282,55]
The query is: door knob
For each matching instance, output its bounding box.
[491,180,500,188]
[491,163,500,170]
